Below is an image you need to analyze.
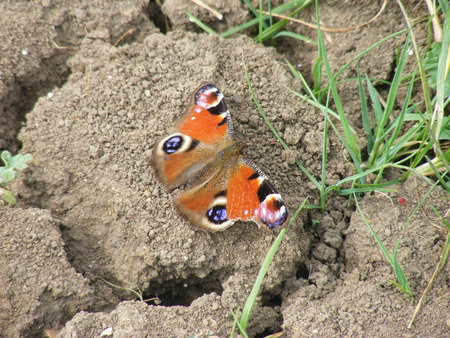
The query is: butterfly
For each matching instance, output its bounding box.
[150,82,288,231]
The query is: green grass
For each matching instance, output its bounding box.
[184,0,314,44]
[296,0,449,311]
[186,0,450,334]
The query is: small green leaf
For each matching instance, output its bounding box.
[1,151,12,166]
[1,189,17,205]
[0,151,32,187]
[9,153,32,170]
[2,171,18,183]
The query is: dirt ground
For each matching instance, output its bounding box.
[1,0,449,337]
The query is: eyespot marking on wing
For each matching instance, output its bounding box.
[195,84,228,116]
[155,133,199,157]
[257,192,288,229]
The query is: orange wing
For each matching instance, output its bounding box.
[150,83,231,189]
[227,159,288,230]
[174,158,288,231]
[176,82,232,144]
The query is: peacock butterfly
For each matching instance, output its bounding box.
[150,83,288,231]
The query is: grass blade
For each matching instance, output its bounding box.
[365,74,383,128]
[430,5,450,137]
[230,308,248,338]
[423,155,450,191]
[357,66,373,153]
[182,10,217,35]
[238,200,306,332]
[221,1,311,38]
[254,0,313,43]
[315,0,360,165]
[320,107,328,211]
[272,30,316,44]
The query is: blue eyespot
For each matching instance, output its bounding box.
[207,206,227,224]
[163,136,183,154]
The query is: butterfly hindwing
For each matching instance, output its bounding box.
[174,168,233,231]
[173,157,288,231]
[227,158,288,230]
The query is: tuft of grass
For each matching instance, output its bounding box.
[98,277,161,304]
[0,150,32,205]
[288,0,450,306]
[285,0,449,301]
[288,3,449,194]
[184,0,314,44]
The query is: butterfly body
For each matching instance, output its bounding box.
[151,83,288,231]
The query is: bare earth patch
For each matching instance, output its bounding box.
[0,0,448,336]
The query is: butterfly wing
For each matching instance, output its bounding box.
[174,157,288,231]
[150,83,232,189]
[228,158,288,230]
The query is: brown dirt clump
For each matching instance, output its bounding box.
[1,0,448,336]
